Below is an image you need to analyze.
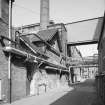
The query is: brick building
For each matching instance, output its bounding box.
[0,0,10,102]
[0,0,32,102]
[0,0,70,103]
[0,0,97,103]
[16,22,69,95]
[97,12,105,103]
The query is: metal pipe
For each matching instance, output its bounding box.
[8,0,12,103]
[4,46,68,71]
[69,65,98,68]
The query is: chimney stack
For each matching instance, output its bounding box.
[40,0,49,30]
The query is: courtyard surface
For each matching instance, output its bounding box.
[4,79,103,105]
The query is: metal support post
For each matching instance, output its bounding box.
[68,66,71,86]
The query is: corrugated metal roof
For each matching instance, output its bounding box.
[31,29,58,42]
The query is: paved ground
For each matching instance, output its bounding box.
[4,79,103,105]
[50,79,103,105]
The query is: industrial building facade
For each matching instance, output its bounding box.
[97,12,105,103]
[0,0,85,103]
[0,0,69,102]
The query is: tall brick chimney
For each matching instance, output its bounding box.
[40,0,49,30]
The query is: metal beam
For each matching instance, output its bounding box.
[67,40,98,46]
[65,17,103,26]
[45,66,69,72]
[69,65,98,68]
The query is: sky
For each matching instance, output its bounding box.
[76,44,98,57]
[12,0,105,26]
[12,0,105,57]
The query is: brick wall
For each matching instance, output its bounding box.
[0,0,69,103]
[0,0,30,101]
[1,0,9,23]
[0,0,9,102]
[98,37,105,73]
[30,69,69,95]
[11,64,27,101]
[0,47,9,102]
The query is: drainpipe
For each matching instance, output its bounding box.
[8,0,13,103]
[40,0,49,30]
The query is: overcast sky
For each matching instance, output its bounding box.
[12,0,105,26]
[12,0,105,57]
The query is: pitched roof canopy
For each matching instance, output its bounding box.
[20,36,49,58]
[31,29,58,42]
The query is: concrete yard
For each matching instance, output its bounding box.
[4,79,103,105]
